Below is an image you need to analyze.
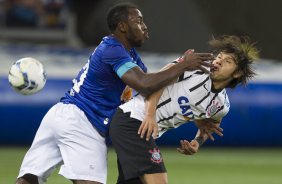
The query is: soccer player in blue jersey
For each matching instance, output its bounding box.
[15,3,215,184]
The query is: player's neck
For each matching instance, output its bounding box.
[111,34,132,51]
[211,81,226,93]
[211,75,234,92]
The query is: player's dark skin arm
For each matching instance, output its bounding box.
[121,52,214,97]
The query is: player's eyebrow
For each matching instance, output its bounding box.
[128,15,142,22]
[225,56,234,60]
[135,16,143,21]
[220,52,236,61]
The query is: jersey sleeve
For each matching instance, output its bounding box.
[116,62,138,78]
[102,45,138,78]
[173,49,195,63]
[221,93,230,117]
[172,56,184,64]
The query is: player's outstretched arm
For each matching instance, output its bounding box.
[194,119,223,141]
[138,63,177,141]
[121,52,214,97]
[177,139,200,155]
[176,128,209,155]
[177,120,223,155]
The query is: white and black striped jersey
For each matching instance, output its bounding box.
[120,65,230,137]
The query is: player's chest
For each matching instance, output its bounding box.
[168,86,227,119]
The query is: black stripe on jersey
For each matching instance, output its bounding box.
[175,121,185,126]
[160,127,175,131]
[133,92,140,97]
[177,74,192,82]
[178,70,205,83]
[212,105,224,117]
[194,71,205,75]
[195,92,210,106]
[182,75,192,81]
[189,76,209,92]
[160,127,166,132]
[157,98,171,109]
[198,113,205,118]
[205,93,218,111]
[178,73,185,82]
[157,113,177,123]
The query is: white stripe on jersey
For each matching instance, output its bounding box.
[120,70,230,137]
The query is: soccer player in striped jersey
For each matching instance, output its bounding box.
[109,35,259,184]
[15,3,215,184]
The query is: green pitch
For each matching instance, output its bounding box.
[1,147,282,184]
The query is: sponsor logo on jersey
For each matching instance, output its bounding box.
[149,148,163,164]
[178,96,194,117]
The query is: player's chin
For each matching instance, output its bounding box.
[210,72,216,79]
[133,40,144,47]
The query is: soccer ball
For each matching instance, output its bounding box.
[8,57,47,95]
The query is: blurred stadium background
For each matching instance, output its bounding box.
[0,0,282,183]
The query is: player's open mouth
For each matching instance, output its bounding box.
[211,65,219,72]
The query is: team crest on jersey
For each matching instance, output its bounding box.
[148,148,163,164]
[207,100,221,116]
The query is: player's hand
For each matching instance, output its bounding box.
[194,119,223,141]
[177,139,199,155]
[138,114,159,141]
[120,86,132,102]
[182,50,214,73]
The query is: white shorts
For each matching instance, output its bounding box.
[18,103,107,184]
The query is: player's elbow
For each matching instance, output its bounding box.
[139,90,153,98]
[135,83,155,98]
[122,71,158,97]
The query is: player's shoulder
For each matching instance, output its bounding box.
[97,36,124,52]
[178,70,208,84]
[219,88,230,108]
[92,42,129,64]
[101,35,121,45]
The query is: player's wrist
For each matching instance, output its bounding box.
[145,112,156,117]
[178,60,195,71]
[193,137,204,147]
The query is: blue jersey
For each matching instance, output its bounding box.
[60,36,147,136]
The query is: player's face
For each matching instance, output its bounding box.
[210,52,239,83]
[126,8,149,47]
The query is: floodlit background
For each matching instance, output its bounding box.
[0,0,281,183]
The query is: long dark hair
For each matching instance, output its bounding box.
[209,35,259,88]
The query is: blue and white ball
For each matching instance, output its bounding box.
[8,57,47,95]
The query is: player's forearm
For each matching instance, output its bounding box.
[144,63,175,115]
[145,87,165,116]
[140,62,188,96]
[146,63,175,116]
[122,62,187,97]
[194,129,209,147]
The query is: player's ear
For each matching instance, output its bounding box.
[233,70,243,79]
[118,21,128,33]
